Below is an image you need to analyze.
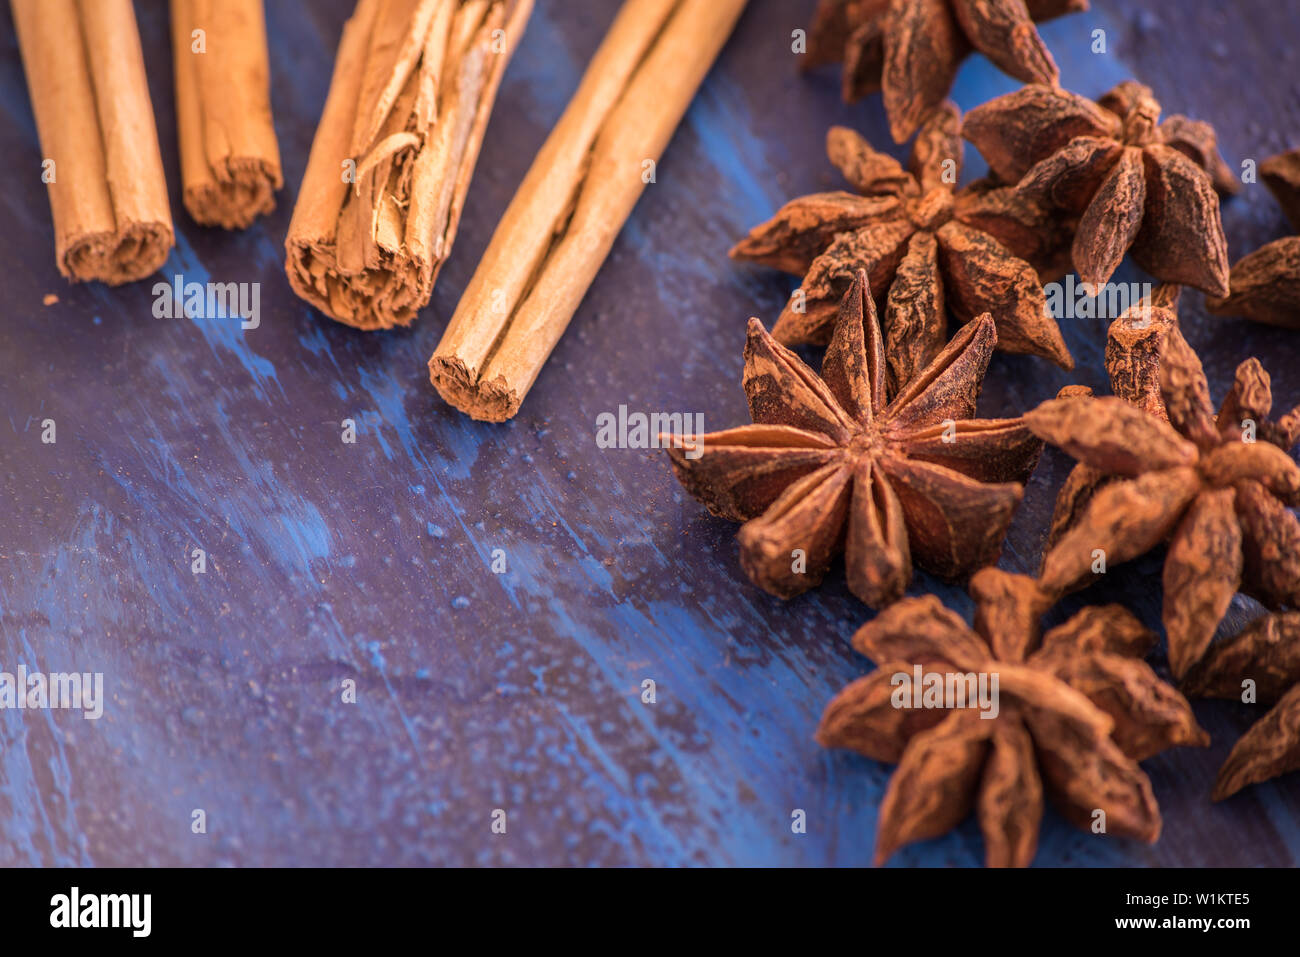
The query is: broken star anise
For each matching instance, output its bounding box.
[1182,612,1300,800]
[963,81,1234,296]
[803,0,1088,143]
[731,104,1072,394]
[1044,284,1181,549]
[663,271,1041,609]
[1207,148,1300,329]
[1025,329,1300,678]
[1261,147,1300,231]
[1208,238,1300,329]
[816,567,1207,866]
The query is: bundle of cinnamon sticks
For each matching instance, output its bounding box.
[429,0,749,421]
[13,0,748,429]
[285,0,532,330]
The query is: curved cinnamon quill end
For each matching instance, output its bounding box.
[172,0,282,231]
[14,0,175,286]
[284,0,530,330]
[428,354,521,423]
[183,158,282,231]
[286,236,428,331]
[63,220,173,286]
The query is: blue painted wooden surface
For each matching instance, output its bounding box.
[1,0,1298,866]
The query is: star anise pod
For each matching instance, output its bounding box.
[1182,612,1300,799]
[803,0,1088,143]
[816,567,1207,866]
[1207,148,1300,329]
[1261,147,1300,231]
[1044,285,1180,548]
[1102,283,1182,419]
[731,105,1073,394]
[1207,239,1300,329]
[954,174,1078,282]
[963,81,1233,296]
[1025,331,1300,677]
[662,271,1041,608]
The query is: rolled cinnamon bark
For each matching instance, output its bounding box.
[429,0,749,421]
[285,0,532,330]
[12,0,174,285]
[171,0,283,229]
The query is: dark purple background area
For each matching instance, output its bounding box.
[0,0,1297,866]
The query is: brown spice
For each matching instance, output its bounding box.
[1181,612,1300,800]
[1103,282,1181,419]
[1044,285,1180,549]
[171,0,283,229]
[430,0,750,420]
[12,0,174,284]
[816,568,1206,866]
[1260,147,1300,231]
[1025,331,1300,678]
[662,271,1041,608]
[285,0,531,329]
[1213,682,1300,800]
[963,81,1233,296]
[803,0,1087,143]
[730,105,1072,394]
[1207,238,1300,329]
[952,174,1077,282]
[1184,612,1300,703]
[1206,149,1300,329]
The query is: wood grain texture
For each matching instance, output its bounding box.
[0,0,1297,866]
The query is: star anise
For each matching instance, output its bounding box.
[1044,285,1180,549]
[662,271,1041,608]
[954,173,1078,282]
[731,105,1073,394]
[1025,331,1300,677]
[1102,283,1182,418]
[1261,147,1300,231]
[816,567,1207,866]
[1208,239,1300,329]
[803,0,1088,143]
[1182,612,1300,799]
[1207,148,1300,329]
[963,81,1234,296]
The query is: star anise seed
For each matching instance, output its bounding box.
[1213,683,1300,801]
[1183,612,1300,703]
[663,271,1041,608]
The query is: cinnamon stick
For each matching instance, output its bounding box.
[12,0,174,285]
[429,0,749,422]
[171,0,283,229]
[285,0,532,330]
